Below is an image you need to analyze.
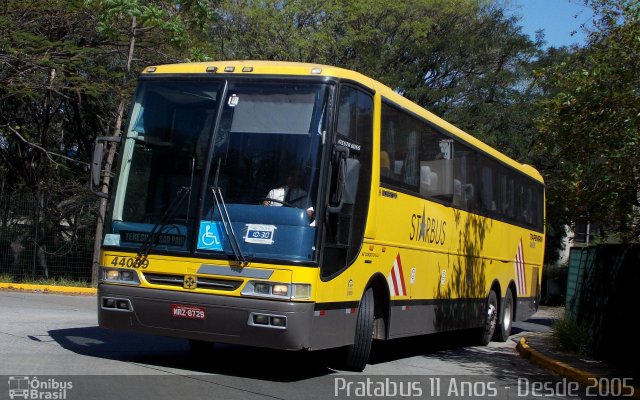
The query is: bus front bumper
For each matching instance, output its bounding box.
[98,284,315,350]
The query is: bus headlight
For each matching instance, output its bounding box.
[272,284,289,296]
[105,270,120,280]
[291,284,311,300]
[254,282,271,294]
[101,267,141,285]
[120,270,137,281]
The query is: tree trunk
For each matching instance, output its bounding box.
[91,16,137,286]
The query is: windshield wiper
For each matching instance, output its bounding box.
[211,186,248,267]
[210,158,248,267]
[137,186,191,258]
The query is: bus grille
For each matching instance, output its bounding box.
[198,277,242,291]
[143,273,242,291]
[143,273,183,286]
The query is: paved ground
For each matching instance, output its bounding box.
[0,291,599,399]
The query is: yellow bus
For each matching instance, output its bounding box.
[91,61,545,371]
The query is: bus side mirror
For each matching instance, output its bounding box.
[90,136,121,198]
[328,146,360,214]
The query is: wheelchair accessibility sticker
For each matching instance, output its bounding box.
[197,221,224,251]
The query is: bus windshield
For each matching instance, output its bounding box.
[106,79,330,263]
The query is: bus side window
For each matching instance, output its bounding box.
[526,187,533,225]
[380,103,422,193]
[503,175,515,218]
[419,131,453,201]
[481,165,495,212]
[452,143,478,211]
[380,150,391,177]
[478,155,502,215]
[336,88,357,139]
[515,180,533,226]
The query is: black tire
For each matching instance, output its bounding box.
[344,288,374,371]
[188,339,214,355]
[494,289,514,342]
[479,290,499,346]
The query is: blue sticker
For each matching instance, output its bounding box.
[197,221,223,251]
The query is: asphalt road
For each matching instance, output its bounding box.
[0,291,585,400]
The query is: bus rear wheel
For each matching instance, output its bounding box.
[494,289,513,342]
[344,288,374,371]
[479,290,498,346]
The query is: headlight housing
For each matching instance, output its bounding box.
[291,283,312,299]
[100,267,140,285]
[241,281,311,300]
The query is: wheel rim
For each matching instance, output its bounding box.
[502,297,512,330]
[487,300,497,337]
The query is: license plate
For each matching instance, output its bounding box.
[171,304,206,320]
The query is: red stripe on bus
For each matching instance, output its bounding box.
[396,254,407,296]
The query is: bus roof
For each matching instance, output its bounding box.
[143,60,544,183]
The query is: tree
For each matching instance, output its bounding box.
[213,0,542,150]
[0,1,110,278]
[0,0,219,281]
[535,0,640,242]
[87,0,221,284]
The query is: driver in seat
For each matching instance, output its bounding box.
[263,170,315,225]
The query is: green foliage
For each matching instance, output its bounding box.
[535,0,640,241]
[0,0,219,280]
[23,276,92,287]
[0,272,92,287]
[0,0,105,192]
[92,0,189,47]
[0,0,217,193]
[213,0,541,153]
[552,316,590,355]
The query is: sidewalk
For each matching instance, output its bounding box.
[517,331,640,398]
[0,282,96,295]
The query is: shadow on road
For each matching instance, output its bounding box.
[48,326,341,381]
[368,329,479,365]
[48,312,552,382]
[521,317,555,327]
[48,327,526,381]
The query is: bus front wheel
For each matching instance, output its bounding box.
[479,290,498,346]
[344,288,374,371]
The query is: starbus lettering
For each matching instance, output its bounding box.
[409,206,446,245]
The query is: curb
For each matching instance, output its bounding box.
[517,337,640,399]
[0,282,96,295]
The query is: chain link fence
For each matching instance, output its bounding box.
[0,191,99,283]
[566,244,640,362]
